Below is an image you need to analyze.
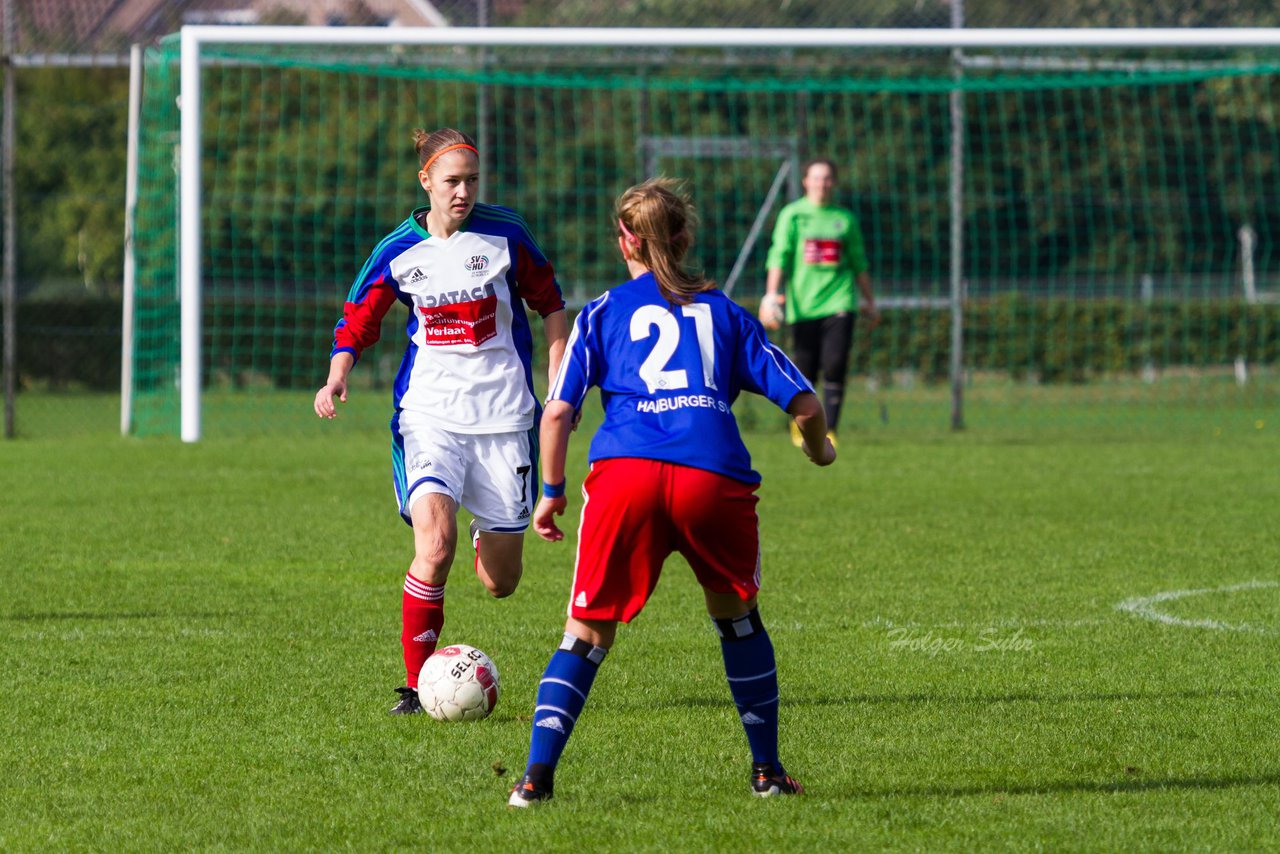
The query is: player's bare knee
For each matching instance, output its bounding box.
[485,577,519,599]
[483,566,522,598]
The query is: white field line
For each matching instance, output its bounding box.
[1116,580,1279,634]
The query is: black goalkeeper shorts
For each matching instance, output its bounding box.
[790,311,855,387]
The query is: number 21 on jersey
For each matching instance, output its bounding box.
[629,304,718,395]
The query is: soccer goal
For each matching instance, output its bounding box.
[126,27,1280,440]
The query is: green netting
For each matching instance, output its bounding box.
[131,40,1280,438]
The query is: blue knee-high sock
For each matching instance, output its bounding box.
[715,609,780,767]
[524,633,607,782]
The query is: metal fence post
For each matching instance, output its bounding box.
[949,0,966,431]
[2,0,17,439]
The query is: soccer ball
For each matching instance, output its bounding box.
[417,644,501,722]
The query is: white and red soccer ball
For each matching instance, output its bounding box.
[417,644,501,721]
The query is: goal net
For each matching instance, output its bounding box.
[128,28,1280,439]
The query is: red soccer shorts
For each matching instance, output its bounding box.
[569,457,761,623]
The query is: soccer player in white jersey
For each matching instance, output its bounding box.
[507,179,836,807]
[313,128,569,715]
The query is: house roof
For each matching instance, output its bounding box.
[4,0,449,55]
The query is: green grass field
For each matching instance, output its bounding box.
[2,399,1278,851]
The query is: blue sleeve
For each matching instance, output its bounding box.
[733,306,813,410]
[547,294,609,408]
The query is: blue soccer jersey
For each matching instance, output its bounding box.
[548,272,813,484]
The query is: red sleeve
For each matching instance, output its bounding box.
[514,242,565,318]
[331,273,399,361]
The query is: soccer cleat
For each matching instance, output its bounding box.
[507,773,553,808]
[826,430,839,449]
[751,762,804,797]
[788,421,804,448]
[389,686,423,715]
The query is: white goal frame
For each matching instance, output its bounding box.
[172,25,1280,441]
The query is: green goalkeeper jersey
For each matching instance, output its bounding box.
[765,197,868,323]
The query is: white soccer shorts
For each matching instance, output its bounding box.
[392,411,537,533]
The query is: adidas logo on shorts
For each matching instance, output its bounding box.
[574,591,588,608]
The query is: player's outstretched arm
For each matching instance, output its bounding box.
[314,352,355,419]
[542,309,570,385]
[533,399,575,541]
[787,392,836,466]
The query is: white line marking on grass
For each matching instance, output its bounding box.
[1116,580,1279,633]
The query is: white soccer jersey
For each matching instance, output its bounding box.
[331,203,564,433]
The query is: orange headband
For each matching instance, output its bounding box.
[420,143,479,176]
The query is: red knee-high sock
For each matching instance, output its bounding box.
[402,574,445,689]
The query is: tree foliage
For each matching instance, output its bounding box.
[127,49,1280,309]
[13,67,129,297]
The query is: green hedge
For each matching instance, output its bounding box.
[847,295,1280,383]
[12,298,123,391]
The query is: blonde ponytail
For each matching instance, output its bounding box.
[615,178,714,304]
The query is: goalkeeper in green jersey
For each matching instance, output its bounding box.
[760,158,879,445]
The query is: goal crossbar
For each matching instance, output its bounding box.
[180,26,1280,50]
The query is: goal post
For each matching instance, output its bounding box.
[130,26,1280,439]
[179,28,202,442]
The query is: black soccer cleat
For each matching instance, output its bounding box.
[751,762,804,797]
[389,686,423,715]
[507,767,554,808]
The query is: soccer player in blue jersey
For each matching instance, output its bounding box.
[313,128,568,715]
[507,179,835,807]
